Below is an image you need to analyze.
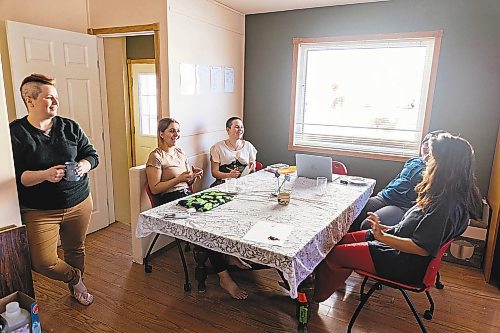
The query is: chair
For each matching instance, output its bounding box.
[144,184,191,292]
[332,161,348,175]
[348,240,452,333]
[255,161,263,171]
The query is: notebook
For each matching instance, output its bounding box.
[295,153,334,182]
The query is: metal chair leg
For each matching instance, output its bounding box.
[399,289,428,333]
[348,282,379,333]
[359,276,369,301]
[175,239,191,292]
[435,271,444,289]
[423,290,435,320]
[144,233,160,273]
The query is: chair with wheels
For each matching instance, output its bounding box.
[144,183,191,292]
[332,161,348,175]
[348,240,452,333]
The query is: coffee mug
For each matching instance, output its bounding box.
[64,162,80,181]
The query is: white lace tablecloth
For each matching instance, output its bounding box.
[137,171,375,298]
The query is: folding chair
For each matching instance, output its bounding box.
[255,161,263,171]
[332,161,348,175]
[144,184,191,292]
[348,240,452,333]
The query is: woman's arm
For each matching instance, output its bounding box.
[21,165,67,186]
[146,166,193,195]
[367,212,429,256]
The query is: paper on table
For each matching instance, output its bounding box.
[242,221,294,246]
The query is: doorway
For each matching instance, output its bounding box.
[89,24,161,225]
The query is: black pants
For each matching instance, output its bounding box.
[159,188,192,204]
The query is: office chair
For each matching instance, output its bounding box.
[348,240,453,333]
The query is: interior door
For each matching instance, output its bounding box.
[129,61,157,166]
[6,20,110,234]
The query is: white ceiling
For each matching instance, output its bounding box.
[213,0,388,15]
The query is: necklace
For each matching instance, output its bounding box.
[226,139,242,151]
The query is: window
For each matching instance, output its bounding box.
[290,31,442,161]
[138,73,157,136]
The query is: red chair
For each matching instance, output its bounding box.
[332,161,348,175]
[348,240,452,333]
[255,161,263,171]
[144,183,191,292]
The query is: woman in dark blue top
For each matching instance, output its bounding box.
[350,130,447,231]
[314,133,481,302]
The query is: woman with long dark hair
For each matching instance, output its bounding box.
[314,133,482,302]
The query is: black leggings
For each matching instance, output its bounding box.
[159,188,192,204]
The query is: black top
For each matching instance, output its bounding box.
[368,196,469,285]
[10,116,99,210]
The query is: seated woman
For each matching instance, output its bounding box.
[314,133,481,302]
[350,130,447,231]
[207,116,258,300]
[146,118,203,204]
[210,116,257,186]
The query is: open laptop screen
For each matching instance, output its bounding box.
[295,153,333,181]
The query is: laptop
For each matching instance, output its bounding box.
[295,153,334,182]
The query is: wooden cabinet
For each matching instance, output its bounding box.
[0,225,34,298]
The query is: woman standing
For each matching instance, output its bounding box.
[146,118,203,204]
[10,74,98,305]
[314,133,481,302]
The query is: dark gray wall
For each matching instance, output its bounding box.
[244,0,500,194]
[126,35,155,59]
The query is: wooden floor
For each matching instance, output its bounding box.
[35,222,500,332]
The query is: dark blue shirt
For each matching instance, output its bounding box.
[379,157,426,208]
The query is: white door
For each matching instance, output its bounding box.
[6,21,111,234]
[130,62,157,166]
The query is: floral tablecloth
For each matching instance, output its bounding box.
[136,170,375,298]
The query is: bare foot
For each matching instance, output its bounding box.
[227,256,252,270]
[218,271,248,300]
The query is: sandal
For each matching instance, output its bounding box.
[68,270,94,306]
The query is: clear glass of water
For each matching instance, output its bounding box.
[316,176,327,195]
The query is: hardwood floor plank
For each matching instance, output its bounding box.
[32,222,499,332]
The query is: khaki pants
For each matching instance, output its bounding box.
[21,195,93,285]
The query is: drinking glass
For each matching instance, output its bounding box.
[316,176,327,195]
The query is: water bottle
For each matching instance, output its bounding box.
[297,292,309,330]
[1,302,30,333]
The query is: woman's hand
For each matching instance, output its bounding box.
[227,168,240,178]
[191,166,203,180]
[45,165,66,183]
[367,212,385,240]
[177,170,194,183]
[76,159,92,176]
[248,161,255,171]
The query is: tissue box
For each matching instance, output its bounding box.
[0,292,41,332]
[443,224,487,268]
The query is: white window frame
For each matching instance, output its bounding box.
[289,31,443,162]
[137,73,157,137]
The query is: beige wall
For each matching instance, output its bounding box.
[103,38,132,224]
[88,0,169,119]
[168,0,245,189]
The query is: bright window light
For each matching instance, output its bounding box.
[291,32,442,160]
[138,73,157,136]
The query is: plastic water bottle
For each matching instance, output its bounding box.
[1,302,30,333]
[297,292,309,330]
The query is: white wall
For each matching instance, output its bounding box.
[0,50,21,227]
[167,0,245,189]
